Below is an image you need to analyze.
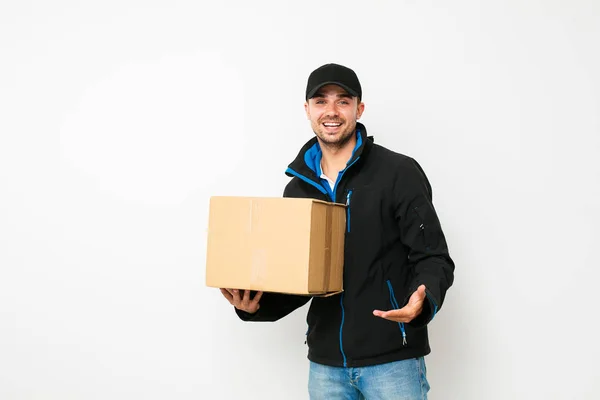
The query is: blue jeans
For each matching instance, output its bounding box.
[308,357,430,400]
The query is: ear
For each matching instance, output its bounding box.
[304,101,310,120]
[356,101,365,120]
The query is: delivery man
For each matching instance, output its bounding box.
[220,63,455,400]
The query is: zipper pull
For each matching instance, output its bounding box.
[400,323,408,345]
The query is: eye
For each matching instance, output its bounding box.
[315,100,326,104]
[339,100,349,105]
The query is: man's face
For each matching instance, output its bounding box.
[305,84,365,150]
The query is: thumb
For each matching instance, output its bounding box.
[411,285,427,303]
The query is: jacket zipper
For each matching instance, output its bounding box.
[332,157,360,202]
[386,280,407,345]
[286,159,360,368]
[346,190,353,232]
[339,293,347,366]
[333,159,360,367]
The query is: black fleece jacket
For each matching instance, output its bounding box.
[236,123,455,368]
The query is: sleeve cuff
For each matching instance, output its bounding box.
[235,307,259,321]
[408,291,438,328]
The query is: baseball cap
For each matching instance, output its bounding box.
[305,63,362,101]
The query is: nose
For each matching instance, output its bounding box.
[324,102,339,117]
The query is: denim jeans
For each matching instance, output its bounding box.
[308,357,430,400]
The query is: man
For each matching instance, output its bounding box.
[220,63,455,399]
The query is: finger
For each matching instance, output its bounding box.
[242,289,251,308]
[373,307,413,322]
[220,288,233,303]
[374,308,411,319]
[232,289,242,305]
[249,291,263,311]
[409,286,427,305]
[252,291,264,304]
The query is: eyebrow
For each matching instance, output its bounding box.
[312,92,353,99]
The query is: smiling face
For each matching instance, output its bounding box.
[305,84,365,150]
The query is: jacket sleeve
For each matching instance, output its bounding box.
[394,158,455,328]
[235,292,312,322]
[235,180,313,322]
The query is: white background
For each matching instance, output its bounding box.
[1,1,599,399]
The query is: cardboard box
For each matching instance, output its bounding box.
[205,196,346,295]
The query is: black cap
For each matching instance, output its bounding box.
[305,63,362,101]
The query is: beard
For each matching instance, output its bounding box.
[312,117,357,150]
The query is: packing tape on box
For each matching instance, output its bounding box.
[250,248,267,288]
[247,199,266,289]
[322,206,332,292]
[248,198,257,233]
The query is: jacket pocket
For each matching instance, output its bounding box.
[386,280,407,345]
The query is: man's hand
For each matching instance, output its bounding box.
[373,285,427,323]
[220,288,263,314]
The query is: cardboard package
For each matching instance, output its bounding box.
[205,196,346,295]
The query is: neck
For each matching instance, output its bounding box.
[319,132,357,178]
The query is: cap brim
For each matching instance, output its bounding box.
[306,81,359,100]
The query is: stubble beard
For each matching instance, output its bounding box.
[313,120,357,151]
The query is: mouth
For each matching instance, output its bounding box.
[322,121,343,131]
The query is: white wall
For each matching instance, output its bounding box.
[1,1,599,399]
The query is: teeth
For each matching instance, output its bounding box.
[323,123,341,127]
